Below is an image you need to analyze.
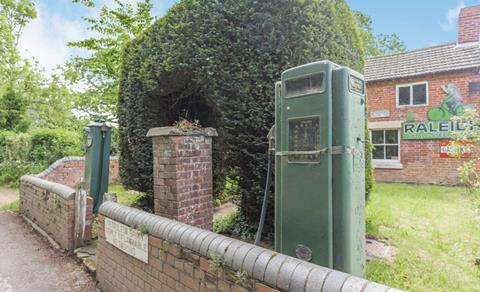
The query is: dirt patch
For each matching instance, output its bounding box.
[0,212,98,291]
[0,188,18,206]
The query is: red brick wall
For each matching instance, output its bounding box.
[36,156,119,188]
[96,202,393,292]
[458,5,480,44]
[151,133,214,230]
[97,216,273,292]
[19,176,93,250]
[367,69,480,184]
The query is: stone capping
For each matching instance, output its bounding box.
[35,156,119,179]
[21,175,76,200]
[99,202,398,292]
[146,126,218,137]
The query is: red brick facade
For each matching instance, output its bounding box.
[458,5,480,44]
[367,69,480,184]
[148,127,217,230]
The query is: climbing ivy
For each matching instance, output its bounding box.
[119,0,367,229]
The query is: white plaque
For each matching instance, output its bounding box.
[105,218,149,263]
[370,110,390,118]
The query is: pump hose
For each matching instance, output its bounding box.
[254,149,274,246]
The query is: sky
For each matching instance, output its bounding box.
[18,0,480,75]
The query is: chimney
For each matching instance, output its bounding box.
[458,5,480,44]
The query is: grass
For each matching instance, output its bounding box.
[0,200,19,212]
[366,183,480,291]
[108,182,145,207]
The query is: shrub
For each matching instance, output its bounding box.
[28,128,83,165]
[119,0,365,230]
[0,129,83,187]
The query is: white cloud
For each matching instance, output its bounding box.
[18,1,90,76]
[441,1,466,32]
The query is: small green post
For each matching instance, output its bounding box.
[84,121,112,213]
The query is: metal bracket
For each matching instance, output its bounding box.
[276,146,355,156]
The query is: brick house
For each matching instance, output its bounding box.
[365,5,480,184]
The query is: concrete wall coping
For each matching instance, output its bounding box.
[21,175,76,200]
[147,127,218,137]
[35,156,119,179]
[99,202,399,292]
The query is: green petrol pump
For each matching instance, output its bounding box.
[84,121,112,213]
[274,60,366,276]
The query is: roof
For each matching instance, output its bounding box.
[365,42,480,82]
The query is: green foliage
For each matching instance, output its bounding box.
[28,128,83,165]
[213,212,256,241]
[452,109,480,204]
[209,252,225,271]
[119,0,365,229]
[365,97,374,201]
[0,129,83,187]
[66,0,155,122]
[0,88,29,131]
[354,11,406,57]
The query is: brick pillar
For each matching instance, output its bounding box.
[147,127,218,230]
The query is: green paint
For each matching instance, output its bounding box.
[402,84,476,140]
[275,61,365,277]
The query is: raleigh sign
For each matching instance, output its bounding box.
[402,120,478,140]
[402,83,477,140]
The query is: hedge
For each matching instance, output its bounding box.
[119,0,369,229]
[0,129,83,187]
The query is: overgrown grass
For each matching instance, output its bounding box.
[108,183,145,207]
[0,200,19,212]
[366,183,480,291]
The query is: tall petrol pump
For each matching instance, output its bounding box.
[84,121,112,213]
[274,60,366,276]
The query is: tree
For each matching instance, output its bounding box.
[0,88,29,131]
[0,0,36,94]
[118,0,364,230]
[65,0,155,122]
[354,11,406,57]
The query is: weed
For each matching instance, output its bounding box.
[233,270,249,286]
[209,252,225,271]
[137,224,148,235]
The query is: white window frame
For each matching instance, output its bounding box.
[396,81,429,107]
[370,128,403,169]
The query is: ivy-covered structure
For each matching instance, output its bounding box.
[119,0,367,228]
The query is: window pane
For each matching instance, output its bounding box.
[385,130,398,144]
[373,146,385,159]
[398,86,410,105]
[385,146,399,160]
[412,84,427,105]
[371,130,384,144]
[285,73,324,97]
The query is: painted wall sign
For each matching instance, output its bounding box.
[402,120,478,140]
[105,218,149,263]
[402,83,477,140]
[370,110,390,118]
[440,141,471,158]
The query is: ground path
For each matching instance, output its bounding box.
[0,187,18,206]
[0,211,98,291]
